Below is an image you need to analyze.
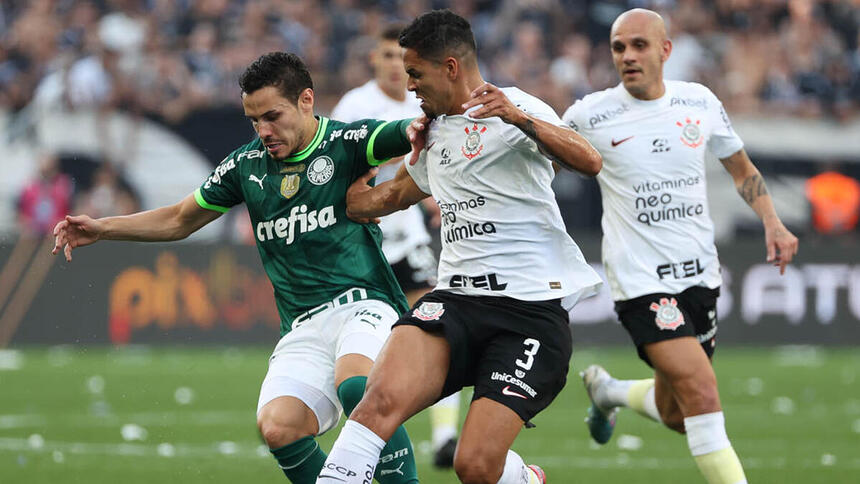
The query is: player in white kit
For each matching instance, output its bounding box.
[316,10,603,484]
[562,9,798,484]
[331,24,461,469]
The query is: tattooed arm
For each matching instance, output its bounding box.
[720,149,798,274]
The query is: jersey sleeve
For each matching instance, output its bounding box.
[561,101,583,132]
[705,89,744,159]
[503,91,566,153]
[194,152,243,213]
[349,118,411,167]
[403,149,431,195]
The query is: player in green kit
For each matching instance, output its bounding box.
[51,52,419,484]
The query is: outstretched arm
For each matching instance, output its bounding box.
[719,148,798,274]
[346,163,430,221]
[463,83,602,176]
[52,193,222,261]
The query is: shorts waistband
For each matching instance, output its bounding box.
[291,287,369,330]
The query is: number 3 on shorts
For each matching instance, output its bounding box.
[515,338,541,371]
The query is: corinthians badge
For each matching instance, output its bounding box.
[650,297,685,330]
[461,123,487,160]
[413,302,445,321]
[676,117,704,148]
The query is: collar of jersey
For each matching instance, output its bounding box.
[284,116,328,163]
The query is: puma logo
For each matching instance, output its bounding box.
[379,462,404,476]
[249,173,267,190]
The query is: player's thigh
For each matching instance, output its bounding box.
[472,298,572,424]
[455,397,526,480]
[615,289,717,367]
[333,299,401,387]
[258,326,340,434]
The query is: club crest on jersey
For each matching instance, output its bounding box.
[461,123,487,160]
[307,156,335,185]
[280,174,300,199]
[413,302,445,321]
[650,297,685,330]
[676,117,703,148]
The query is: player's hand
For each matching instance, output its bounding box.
[462,83,522,125]
[346,168,381,224]
[764,221,798,275]
[407,115,430,166]
[51,214,103,262]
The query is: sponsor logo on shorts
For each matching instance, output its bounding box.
[413,302,445,321]
[502,385,528,399]
[649,297,685,331]
[491,371,537,398]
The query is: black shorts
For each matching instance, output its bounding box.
[390,244,437,292]
[393,290,572,423]
[615,286,720,367]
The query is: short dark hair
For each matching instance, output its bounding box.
[399,9,477,62]
[238,52,313,103]
[380,23,405,42]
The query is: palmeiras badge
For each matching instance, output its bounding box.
[413,302,445,321]
[307,156,335,185]
[676,117,704,148]
[280,174,300,199]
[461,123,487,160]
[649,297,685,331]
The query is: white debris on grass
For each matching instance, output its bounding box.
[174,387,194,405]
[86,375,105,394]
[416,440,432,455]
[0,349,23,370]
[820,454,836,466]
[256,444,270,458]
[52,450,65,463]
[27,434,44,450]
[156,443,176,457]
[217,441,238,455]
[617,434,643,451]
[120,424,148,442]
[221,347,243,367]
[771,396,795,415]
[773,346,823,367]
[840,367,855,385]
[47,345,74,367]
[745,377,764,396]
[852,419,860,434]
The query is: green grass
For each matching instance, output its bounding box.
[1,345,858,483]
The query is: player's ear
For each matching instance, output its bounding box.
[298,88,314,113]
[445,56,458,80]
[661,38,672,63]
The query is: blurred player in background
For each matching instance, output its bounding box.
[317,10,603,484]
[331,23,460,469]
[52,52,420,484]
[562,9,799,484]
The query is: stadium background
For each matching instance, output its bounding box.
[1,0,858,482]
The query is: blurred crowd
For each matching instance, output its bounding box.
[1,0,858,122]
[3,0,859,238]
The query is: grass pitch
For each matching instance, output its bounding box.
[1,345,858,483]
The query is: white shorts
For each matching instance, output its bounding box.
[256,290,400,435]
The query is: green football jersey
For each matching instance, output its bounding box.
[195,116,409,335]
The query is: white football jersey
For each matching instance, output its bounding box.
[331,80,431,264]
[406,87,602,303]
[562,81,744,301]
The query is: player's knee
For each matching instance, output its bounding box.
[671,375,720,415]
[350,382,402,429]
[257,414,312,449]
[453,447,503,484]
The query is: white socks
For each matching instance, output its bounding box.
[317,420,385,483]
[497,450,541,484]
[430,392,460,449]
[684,411,747,484]
[599,378,662,423]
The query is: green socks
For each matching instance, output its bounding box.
[270,435,328,483]
[338,376,419,483]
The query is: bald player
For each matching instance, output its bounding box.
[562,9,797,484]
